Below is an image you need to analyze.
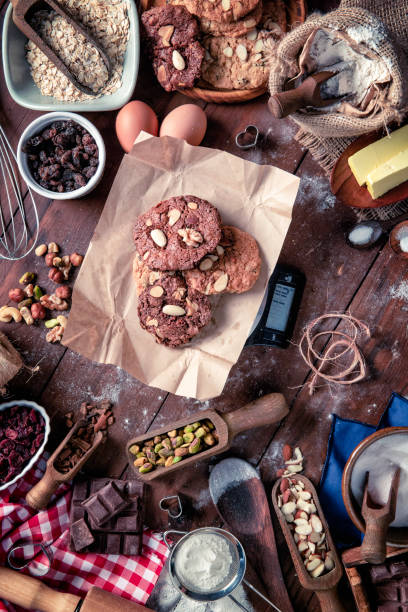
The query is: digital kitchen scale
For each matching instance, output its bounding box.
[246,265,305,348]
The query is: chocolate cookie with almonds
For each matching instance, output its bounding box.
[170,0,259,24]
[138,275,212,347]
[132,253,175,296]
[153,43,204,92]
[141,5,200,50]
[184,225,261,294]
[199,2,262,38]
[202,30,269,89]
[133,195,222,271]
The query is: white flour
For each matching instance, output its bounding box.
[174,533,233,591]
[396,226,408,253]
[308,29,389,106]
[209,458,258,504]
[350,433,408,527]
[390,281,408,302]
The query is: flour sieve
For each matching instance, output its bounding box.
[163,527,281,612]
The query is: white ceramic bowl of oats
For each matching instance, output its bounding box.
[2,0,139,112]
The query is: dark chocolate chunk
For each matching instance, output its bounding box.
[82,495,111,526]
[376,583,399,602]
[70,477,144,555]
[377,604,400,612]
[390,562,408,578]
[370,565,392,584]
[71,519,95,551]
[401,578,408,603]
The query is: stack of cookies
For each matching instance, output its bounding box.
[132,195,261,347]
[141,0,286,92]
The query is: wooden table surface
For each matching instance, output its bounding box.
[1,0,407,610]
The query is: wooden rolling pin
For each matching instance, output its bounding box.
[0,567,154,612]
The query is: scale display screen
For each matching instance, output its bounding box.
[265,284,296,332]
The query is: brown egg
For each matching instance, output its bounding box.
[160,104,207,146]
[116,100,159,152]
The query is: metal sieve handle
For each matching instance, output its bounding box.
[163,530,187,551]
[243,578,282,612]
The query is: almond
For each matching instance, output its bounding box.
[221,0,230,10]
[150,229,167,248]
[162,305,186,316]
[216,245,224,256]
[187,201,198,209]
[298,541,309,553]
[223,46,233,58]
[172,50,185,71]
[310,515,323,533]
[295,523,312,536]
[199,258,213,271]
[282,444,292,461]
[284,513,294,523]
[145,218,152,226]
[308,542,316,554]
[246,29,258,40]
[150,285,164,298]
[298,490,312,501]
[236,44,248,61]
[308,531,321,544]
[213,273,229,293]
[158,25,174,47]
[306,558,321,572]
[157,65,166,84]
[208,254,219,262]
[254,39,264,53]
[311,563,325,578]
[168,209,181,226]
[287,464,303,473]
[294,510,308,520]
[281,501,296,515]
[244,18,257,27]
[146,318,158,327]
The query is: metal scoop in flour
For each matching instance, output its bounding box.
[163,527,281,612]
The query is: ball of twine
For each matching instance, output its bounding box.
[298,313,370,395]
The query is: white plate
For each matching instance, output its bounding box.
[2,0,139,112]
[0,400,50,491]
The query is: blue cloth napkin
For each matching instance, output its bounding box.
[318,392,408,550]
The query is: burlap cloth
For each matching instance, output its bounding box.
[0,331,22,393]
[268,0,408,220]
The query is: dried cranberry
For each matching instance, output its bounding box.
[0,440,14,455]
[5,428,18,440]
[73,173,86,187]
[8,451,23,467]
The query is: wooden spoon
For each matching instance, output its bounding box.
[10,0,111,96]
[268,72,338,118]
[272,475,346,612]
[26,419,104,510]
[209,457,294,612]
[360,468,401,565]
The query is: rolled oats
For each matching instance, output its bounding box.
[26,0,130,102]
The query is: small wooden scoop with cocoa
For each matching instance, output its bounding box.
[272,474,346,612]
[268,71,339,118]
[10,0,111,95]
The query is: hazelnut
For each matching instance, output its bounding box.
[48,268,64,283]
[8,288,25,303]
[35,244,47,257]
[55,285,72,299]
[45,253,55,267]
[31,302,46,320]
[69,252,83,267]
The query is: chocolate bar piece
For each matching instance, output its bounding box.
[400,578,408,603]
[71,518,95,551]
[390,561,408,578]
[82,481,130,527]
[371,565,392,584]
[70,477,144,554]
[377,604,400,612]
[376,583,399,602]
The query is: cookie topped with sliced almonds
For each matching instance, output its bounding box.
[138,275,212,347]
[184,225,261,294]
[142,5,200,50]
[133,195,222,271]
[169,0,260,24]
[199,2,262,38]
[202,30,270,89]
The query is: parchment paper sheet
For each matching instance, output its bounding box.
[63,133,299,400]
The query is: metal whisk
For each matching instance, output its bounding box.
[0,123,39,261]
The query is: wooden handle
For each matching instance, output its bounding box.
[360,516,389,564]
[0,567,81,612]
[268,88,311,118]
[26,469,61,510]
[315,587,348,612]
[224,393,288,438]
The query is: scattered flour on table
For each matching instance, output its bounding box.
[210,458,259,504]
[296,175,337,211]
[193,487,211,510]
[390,281,408,302]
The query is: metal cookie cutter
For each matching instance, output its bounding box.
[7,538,53,576]
[159,495,183,519]
[235,125,260,150]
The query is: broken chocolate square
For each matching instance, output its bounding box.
[71,518,95,551]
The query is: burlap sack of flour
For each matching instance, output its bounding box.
[0,332,22,392]
[268,6,408,139]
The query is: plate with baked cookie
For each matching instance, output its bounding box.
[140,0,306,102]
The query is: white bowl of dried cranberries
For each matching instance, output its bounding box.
[0,400,50,490]
[17,111,106,201]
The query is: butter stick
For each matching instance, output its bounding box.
[348,125,408,186]
[366,149,408,199]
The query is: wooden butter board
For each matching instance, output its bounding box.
[139,0,306,103]
[330,129,408,209]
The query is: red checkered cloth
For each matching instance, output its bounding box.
[0,454,168,612]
